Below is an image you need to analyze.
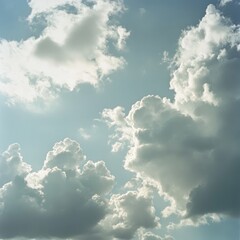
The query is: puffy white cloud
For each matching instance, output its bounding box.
[161,51,171,64]
[0,0,128,107]
[43,138,85,170]
[0,143,31,186]
[116,26,130,50]
[170,4,240,109]
[103,4,240,220]
[0,139,161,239]
[108,190,160,239]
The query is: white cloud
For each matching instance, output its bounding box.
[27,0,81,21]
[141,232,163,240]
[108,190,160,239]
[116,26,130,50]
[103,4,240,220]
[78,128,91,140]
[102,106,132,152]
[167,213,221,229]
[0,139,161,239]
[161,51,171,64]
[0,0,128,107]
[0,143,31,186]
[219,0,233,7]
[140,231,174,240]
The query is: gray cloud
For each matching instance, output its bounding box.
[110,191,160,239]
[34,37,66,62]
[103,4,240,220]
[0,138,114,239]
[0,139,160,239]
[35,10,107,62]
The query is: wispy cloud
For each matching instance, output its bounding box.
[219,0,233,7]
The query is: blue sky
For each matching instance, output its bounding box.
[0,0,240,239]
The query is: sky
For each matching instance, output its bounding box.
[0,0,240,239]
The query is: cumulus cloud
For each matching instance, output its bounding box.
[103,4,240,220]
[0,138,114,238]
[0,0,128,107]
[0,139,160,239]
[0,144,31,186]
[109,190,160,239]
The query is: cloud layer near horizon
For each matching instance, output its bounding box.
[0,0,129,106]
[103,4,240,220]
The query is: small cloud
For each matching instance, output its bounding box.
[219,0,232,6]
[109,190,160,239]
[160,51,171,64]
[111,141,123,152]
[78,128,91,140]
[139,8,146,15]
[116,26,130,50]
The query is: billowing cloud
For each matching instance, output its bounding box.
[0,138,114,238]
[0,139,160,239]
[0,144,31,186]
[0,0,128,107]
[109,190,160,239]
[103,4,240,220]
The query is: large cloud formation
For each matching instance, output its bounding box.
[0,139,161,239]
[103,5,240,219]
[0,0,129,106]
[0,138,114,238]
